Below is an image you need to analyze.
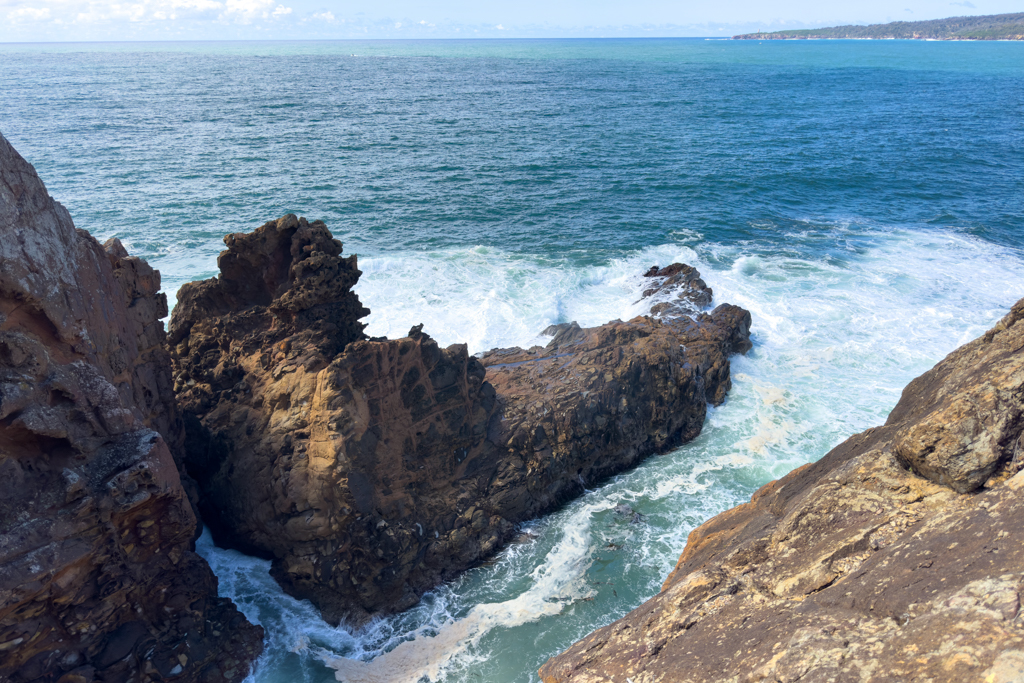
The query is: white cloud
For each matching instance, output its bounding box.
[6,5,49,20]
[74,8,107,22]
[219,0,273,22]
[167,0,222,11]
[20,0,229,27]
[271,4,289,17]
[306,9,333,22]
[114,3,147,21]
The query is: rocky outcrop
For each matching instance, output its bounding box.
[477,302,753,514]
[539,299,1024,683]
[170,218,752,624]
[640,263,713,318]
[0,133,263,683]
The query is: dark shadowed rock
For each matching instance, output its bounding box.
[541,321,585,348]
[171,223,753,624]
[0,132,263,683]
[539,298,1024,683]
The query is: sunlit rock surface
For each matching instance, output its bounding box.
[540,299,1024,683]
[169,215,752,624]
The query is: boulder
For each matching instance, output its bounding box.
[641,263,714,317]
[539,298,1024,683]
[0,133,263,683]
[170,218,753,624]
[890,302,1024,492]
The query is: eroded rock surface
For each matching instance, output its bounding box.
[0,133,263,683]
[539,299,1024,683]
[170,218,752,624]
[640,263,714,318]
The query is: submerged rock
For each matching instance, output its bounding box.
[539,298,1024,683]
[170,217,752,624]
[0,133,263,683]
[613,504,645,524]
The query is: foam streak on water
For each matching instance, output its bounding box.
[197,222,1023,683]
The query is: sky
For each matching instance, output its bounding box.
[0,0,1020,42]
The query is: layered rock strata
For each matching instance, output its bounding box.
[540,299,1024,683]
[0,133,263,683]
[169,218,752,624]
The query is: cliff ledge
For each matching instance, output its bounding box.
[540,299,1024,683]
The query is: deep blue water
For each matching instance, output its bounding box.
[2,39,1022,274]
[2,39,1022,683]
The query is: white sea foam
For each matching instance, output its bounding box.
[355,245,700,353]
[195,223,1024,683]
[320,503,600,682]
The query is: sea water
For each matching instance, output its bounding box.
[1,38,1022,683]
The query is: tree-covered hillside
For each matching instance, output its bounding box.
[734,12,1024,40]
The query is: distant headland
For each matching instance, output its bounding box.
[733,11,1024,40]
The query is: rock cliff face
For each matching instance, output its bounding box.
[169,216,752,624]
[0,133,263,683]
[539,299,1024,683]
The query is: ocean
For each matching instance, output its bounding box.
[1,37,1022,683]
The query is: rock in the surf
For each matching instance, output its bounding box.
[0,132,263,683]
[169,217,752,623]
[613,504,644,524]
[539,298,1024,683]
[641,263,714,317]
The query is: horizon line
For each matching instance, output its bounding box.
[0,36,740,44]
[8,35,1015,45]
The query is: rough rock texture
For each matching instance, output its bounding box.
[540,299,1024,683]
[640,263,714,318]
[0,133,263,683]
[170,218,752,624]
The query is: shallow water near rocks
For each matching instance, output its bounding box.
[2,37,1022,683]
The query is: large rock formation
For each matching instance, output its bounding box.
[169,216,752,624]
[0,133,263,683]
[539,299,1024,683]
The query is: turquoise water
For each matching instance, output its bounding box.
[2,38,1023,682]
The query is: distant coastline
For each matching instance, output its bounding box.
[734,11,1024,40]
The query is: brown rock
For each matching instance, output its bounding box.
[641,262,714,317]
[171,221,753,624]
[890,302,1024,492]
[539,298,1024,683]
[0,132,263,683]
